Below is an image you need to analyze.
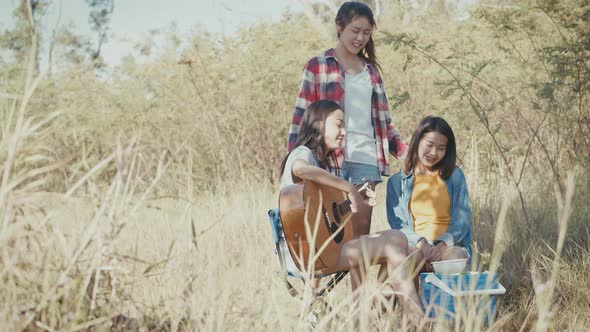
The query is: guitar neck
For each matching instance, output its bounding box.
[338,182,370,215]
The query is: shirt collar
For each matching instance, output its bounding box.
[326,48,375,78]
[402,168,414,180]
[325,48,337,60]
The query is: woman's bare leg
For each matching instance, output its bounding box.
[406,248,426,292]
[378,247,426,284]
[375,247,424,314]
[336,230,423,318]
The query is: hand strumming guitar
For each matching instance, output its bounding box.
[347,184,363,214]
[347,182,376,214]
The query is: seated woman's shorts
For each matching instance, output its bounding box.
[341,161,382,185]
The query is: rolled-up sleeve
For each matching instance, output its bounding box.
[288,62,317,151]
[435,168,471,247]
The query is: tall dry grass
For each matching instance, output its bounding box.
[0,0,588,330]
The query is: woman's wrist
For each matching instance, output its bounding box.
[417,237,428,247]
[433,240,447,248]
[346,182,357,195]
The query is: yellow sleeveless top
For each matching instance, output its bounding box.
[410,172,451,240]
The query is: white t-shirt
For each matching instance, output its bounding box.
[344,67,378,166]
[280,146,320,190]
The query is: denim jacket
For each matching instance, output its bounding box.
[386,167,472,257]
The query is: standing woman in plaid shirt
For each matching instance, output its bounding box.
[288,1,408,237]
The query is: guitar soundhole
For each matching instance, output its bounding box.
[322,205,344,243]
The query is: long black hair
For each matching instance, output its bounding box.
[404,116,457,179]
[279,100,342,178]
[335,1,382,73]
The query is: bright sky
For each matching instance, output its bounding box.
[1,0,478,67]
[0,0,304,66]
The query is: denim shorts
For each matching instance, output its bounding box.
[341,161,382,185]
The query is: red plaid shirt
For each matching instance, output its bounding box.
[288,48,408,177]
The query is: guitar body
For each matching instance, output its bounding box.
[279,180,355,274]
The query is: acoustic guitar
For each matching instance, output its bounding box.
[278,180,368,274]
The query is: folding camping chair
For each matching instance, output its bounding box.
[267,208,348,299]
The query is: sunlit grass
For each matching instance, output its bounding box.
[1,1,589,330]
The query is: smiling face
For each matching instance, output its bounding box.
[336,16,372,56]
[323,109,346,151]
[416,131,448,173]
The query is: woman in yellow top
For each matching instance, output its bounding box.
[386,116,472,272]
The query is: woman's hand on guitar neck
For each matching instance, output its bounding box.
[356,182,377,207]
[364,186,377,207]
[347,183,376,213]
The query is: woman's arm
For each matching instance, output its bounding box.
[386,119,409,160]
[288,61,318,151]
[291,159,365,213]
[371,69,408,160]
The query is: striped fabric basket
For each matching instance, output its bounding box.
[420,272,506,324]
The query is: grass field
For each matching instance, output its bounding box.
[1,0,589,330]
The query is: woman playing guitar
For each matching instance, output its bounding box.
[279,100,423,319]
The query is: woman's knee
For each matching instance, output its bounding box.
[408,248,428,272]
[442,246,469,260]
[410,248,425,263]
[383,230,409,249]
[339,246,365,267]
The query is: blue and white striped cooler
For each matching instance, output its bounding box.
[420,272,506,323]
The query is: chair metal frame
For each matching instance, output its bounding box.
[267,208,348,298]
